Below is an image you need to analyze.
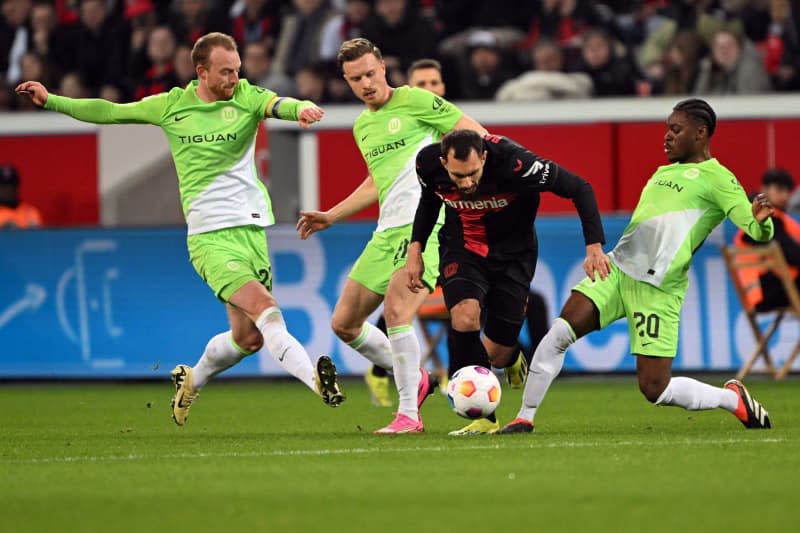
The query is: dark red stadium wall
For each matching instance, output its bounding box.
[0,134,98,225]
[316,123,616,217]
[318,119,800,216]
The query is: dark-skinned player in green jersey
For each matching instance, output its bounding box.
[499,98,774,434]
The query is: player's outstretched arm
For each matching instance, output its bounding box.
[296,175,378,239]
[452,114,487,136]
[15,81,48,107]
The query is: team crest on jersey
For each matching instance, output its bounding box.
[388,117,402,134]
[221,106,238,122]
[683,168,700,179]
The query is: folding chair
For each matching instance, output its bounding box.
[722,241,800,379]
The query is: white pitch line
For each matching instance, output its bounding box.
[1,437,786,465]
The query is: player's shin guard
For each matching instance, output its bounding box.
[256,307,316,391]
[655,376,738,410]
[517,318,574,421]
[388,325,422,421]
[192,331,251,389]
[348,322,393,370]
[447,327,490,377]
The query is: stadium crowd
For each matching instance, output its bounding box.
[2,0,799,109]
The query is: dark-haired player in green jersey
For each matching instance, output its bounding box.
[297,38,486,434]
[17,32,345,426]
[499,98,775,434]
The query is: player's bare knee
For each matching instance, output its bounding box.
[382,302,413,328]
[331,316,359,343]
[233,330,263,354]
[639,379,668,404]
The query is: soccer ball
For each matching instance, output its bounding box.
[447,365,502,419]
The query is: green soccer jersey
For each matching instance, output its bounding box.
[609,158,774,295]
[354,86,462,231]
[46,80,278,235]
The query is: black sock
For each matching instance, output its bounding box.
[371,364,388,377]
[447,328,489,378]
[486,412,496,423]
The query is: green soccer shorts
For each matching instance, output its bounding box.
[573,261,685,357]
[187,225,272,303]
[349,223,441,296]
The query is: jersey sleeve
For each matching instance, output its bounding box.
[45,91,171,125]
[405,87,462,134]
[238,80,277,118]
[710,170,774,241]
[410,144,444,248]
[494,135,606,245]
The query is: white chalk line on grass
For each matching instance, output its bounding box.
[1,437,786,465]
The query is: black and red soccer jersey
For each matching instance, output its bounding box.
[411,134,605,260]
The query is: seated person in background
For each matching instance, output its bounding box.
[0,164,43,229]
[735,168,800,310]
[495,39,592,101]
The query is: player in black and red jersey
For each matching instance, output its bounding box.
[405,129,610,435]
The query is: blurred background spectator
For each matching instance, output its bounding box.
[693,28,772,94]
[1,0,793,106]
[0,163,43,229]
[495,38,592,101]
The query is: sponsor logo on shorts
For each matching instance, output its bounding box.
[443,262,459,278]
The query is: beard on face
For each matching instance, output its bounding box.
[457,187,480,200]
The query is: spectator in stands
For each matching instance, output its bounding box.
[29,0,57,59]
[694,29,772,95]
[454,29,518,100]
[657,30,707,96]
[495,38,592,101]
[173,44,195,86]
[229,0,283,49]
[57,71,89,98]
[0,164,43,229]
[360,0,437,74]
[50,0,128,97]
[762,0,800,91]
[293,62,329,103]
[131,26,180,100]
[435,0,533,59]
[271,0,336,79]
[126,0,159,94]
[1,0,33,84]
[319,0,371,63]
[572,27,639,97]
[735,168,800,311]
[241,40,293,94]
[638,0,739,81]
[170,0,230,46]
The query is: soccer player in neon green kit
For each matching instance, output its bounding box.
[500,98,775,434]
[297,38,487,434]
[16,32,345,426]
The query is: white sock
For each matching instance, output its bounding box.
[256,307,316,392]
[655,376,739,411]
[517,318,574,421]
[388,325,422,421]
[192,331,250,389]
[348,322,393,369]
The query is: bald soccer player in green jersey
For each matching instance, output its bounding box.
[499,98,774,435]
[297,38,487,434]
[17,32,345,426]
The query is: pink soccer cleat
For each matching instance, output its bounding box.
[374,412,424,434]
[417,369,439,409]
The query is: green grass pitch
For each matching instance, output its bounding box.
[1,375,797,533]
